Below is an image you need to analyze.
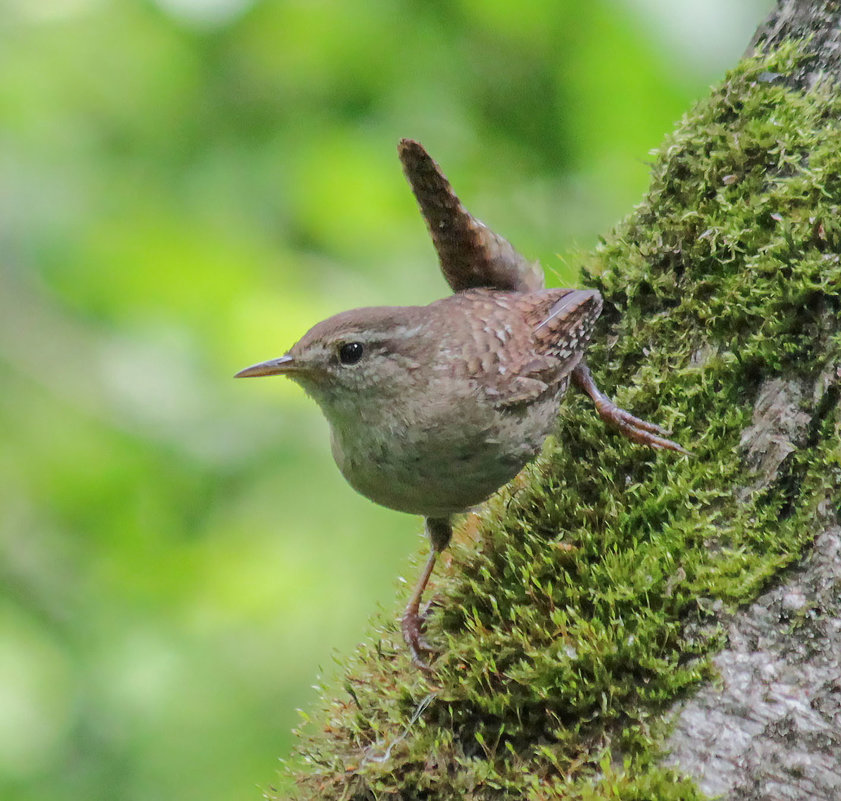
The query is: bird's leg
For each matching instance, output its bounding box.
[401,517,452,670]
[571,363,690,454]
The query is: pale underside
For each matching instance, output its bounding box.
[328,376,569,518]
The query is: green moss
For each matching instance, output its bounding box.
[276,43,841,800]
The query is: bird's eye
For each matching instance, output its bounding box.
[338,341,364,365]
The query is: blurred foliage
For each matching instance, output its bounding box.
[0,1,769,800]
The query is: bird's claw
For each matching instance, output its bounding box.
[401,608,441,671]
[571,364,690,455]
[595,398,690,454]
[419,594,444,620]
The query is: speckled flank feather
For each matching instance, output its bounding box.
[429,288,603,408]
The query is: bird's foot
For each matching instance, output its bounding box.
[401,607,441,672]
[595,399,690,453]
[572,364,690,455]
[400,538,448,671]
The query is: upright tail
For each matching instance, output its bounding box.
[398,139,545,294]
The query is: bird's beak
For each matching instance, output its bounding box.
[234,355,297,378]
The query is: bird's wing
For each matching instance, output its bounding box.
[398,139,545,294]
[491,288,603,408]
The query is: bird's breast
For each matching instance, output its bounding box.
[326,390,560,518]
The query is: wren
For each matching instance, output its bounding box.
[236,140,686,669]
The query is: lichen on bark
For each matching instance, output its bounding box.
[274,40,841,801]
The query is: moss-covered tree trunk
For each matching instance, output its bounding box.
[276,2,841,798]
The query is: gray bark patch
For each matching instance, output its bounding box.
[665,525,841,800]
[739,377,811,497]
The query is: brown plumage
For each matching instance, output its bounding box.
[398,139,544,293]
[236,140,687,669]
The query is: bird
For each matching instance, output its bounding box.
[236,140,686,669]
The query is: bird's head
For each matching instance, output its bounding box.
[235,305,429,421]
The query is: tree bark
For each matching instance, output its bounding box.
[664,5,841,797]
[666,524,841,799]
[277,2,841,798]
[748,0,841,89]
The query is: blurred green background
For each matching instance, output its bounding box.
[0,1,769,799]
